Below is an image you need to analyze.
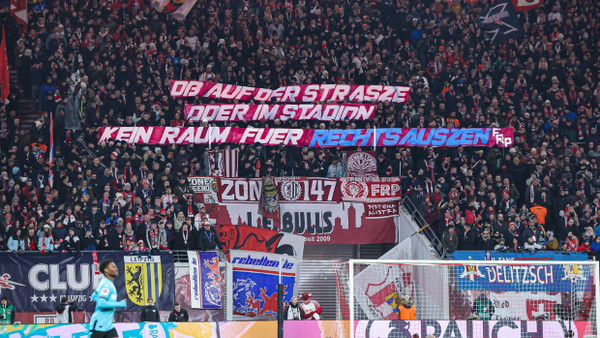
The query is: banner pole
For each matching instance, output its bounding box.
[277,255,284,338]
[373,126,377,152]
[209,126,212,150]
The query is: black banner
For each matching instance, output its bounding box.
[0,251,174,312]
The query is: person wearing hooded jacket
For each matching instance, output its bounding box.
[56,297,77,323]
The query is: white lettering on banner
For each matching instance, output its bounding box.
[220,179,262,202]
[29,263,92,292]
[188,177,214,193]
[231,255,295,270]
[169,81,412,102]
[274,178,338,202]
[484,266,554,285]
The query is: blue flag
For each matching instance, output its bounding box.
[477,1,523,43]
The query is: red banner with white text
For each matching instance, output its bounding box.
[170,81,411,103]
[340,177,402,202]
[97,127,514,148]
[184,104,376,122]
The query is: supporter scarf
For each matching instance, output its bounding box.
[187,204,194,218]
[182,229,188,245]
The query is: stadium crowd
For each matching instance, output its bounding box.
[0,0,598,258]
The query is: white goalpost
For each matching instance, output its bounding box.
[349,259,600,338]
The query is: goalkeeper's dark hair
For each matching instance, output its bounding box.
[99,259,114,275]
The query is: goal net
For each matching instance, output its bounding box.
[349,260,600,338]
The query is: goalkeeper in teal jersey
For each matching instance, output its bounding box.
[90,259,127,338]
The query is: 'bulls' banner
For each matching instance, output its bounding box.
[170,81,411,103]
[0,252,174,312]
[98,126,514,148]
[210,202,397,245]
[185,104,376,122]
[230,250,297,317]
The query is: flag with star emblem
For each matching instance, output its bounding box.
[0,251,174,312]
[477,1,523,43]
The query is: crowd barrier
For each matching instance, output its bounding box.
[453,251,590,261]
[0,320,591,338]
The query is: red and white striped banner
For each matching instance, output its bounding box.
[208,149,239,177]
[170,81,411,103]
[184,104,376,122]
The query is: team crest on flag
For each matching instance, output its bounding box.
[460,265,485,281]
[124,256,163,306]
[562,264,585,282]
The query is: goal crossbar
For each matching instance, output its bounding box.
[349,259,600,338]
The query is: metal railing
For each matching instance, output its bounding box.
[401,196,444,257]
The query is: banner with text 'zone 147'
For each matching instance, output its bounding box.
[230,250,297,317]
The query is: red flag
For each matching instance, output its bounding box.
[48,112,54,188]
[512,0,543,12]
[0,26,9,104]
[10,0,28,31]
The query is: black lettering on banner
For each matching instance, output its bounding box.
[421,320,442,338]
[444,321,464,338]
[491,320,518,338]
[520,321,543,337]
[281,213,294,233]
[294,212,305,234]
[323,212,333,233]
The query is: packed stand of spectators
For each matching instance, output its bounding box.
[0,0,598,258]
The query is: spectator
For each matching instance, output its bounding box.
[198,220,222,251]
[472,293,494,320]
[7,228,25,253]
[441,224,458,256]
[37,224,55,254]
[0,296,14,324]
[140,298,160,322]
[55,297,77,323]
[168,303,189,322]
[545,231,559,251]
[285,296,302,320]
[493,237,507,251]
[61,228,81,255]
[523,236,544,252]
[173,223,193,250]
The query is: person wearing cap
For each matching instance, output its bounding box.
[198,218,222,251]
[0,296,15,324]
[299,292,322,320]
[441,224,458,258]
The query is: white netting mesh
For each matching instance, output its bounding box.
[348,260,599,338]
